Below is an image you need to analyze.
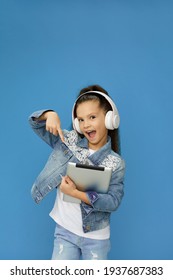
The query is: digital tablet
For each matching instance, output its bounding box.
[63,162,112,203]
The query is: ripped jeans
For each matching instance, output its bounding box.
[51,224,110,260]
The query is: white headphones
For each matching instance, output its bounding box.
[72,90,120,134]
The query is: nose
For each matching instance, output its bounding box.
[83,119,90,128]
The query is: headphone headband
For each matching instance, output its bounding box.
[73,90,117,114]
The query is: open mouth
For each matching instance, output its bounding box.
[86,130,96,139]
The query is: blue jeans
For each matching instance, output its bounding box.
[51,224,110,260]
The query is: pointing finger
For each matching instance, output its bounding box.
[57,127,65,143]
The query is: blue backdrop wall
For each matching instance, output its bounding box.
[0,0,173,260]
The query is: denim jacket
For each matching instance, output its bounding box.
[29,110,125,233]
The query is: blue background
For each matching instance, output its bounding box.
[0,0,173,260]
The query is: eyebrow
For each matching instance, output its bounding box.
[77,112,98,118]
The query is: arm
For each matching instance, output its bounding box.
[60,176,91,205]
[85,159,125,212]
[29,110,64,147]
[60,158,125,210]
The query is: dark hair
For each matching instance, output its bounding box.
[74,84,121,155]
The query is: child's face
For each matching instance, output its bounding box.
[76,100,108,150]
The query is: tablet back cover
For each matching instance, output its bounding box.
[63,162,112,203]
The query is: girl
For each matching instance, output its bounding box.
[29,84,125,260]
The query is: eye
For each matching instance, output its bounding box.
[78,118,84,122]
[90,115,96,120]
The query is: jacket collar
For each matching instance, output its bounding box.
[77,135,112,165]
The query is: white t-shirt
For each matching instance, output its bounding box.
[49,149,110,240]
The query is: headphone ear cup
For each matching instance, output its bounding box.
[73,118,83,134]
[113,114,120,129]
[105,111,114,130]
[105,111,120,129]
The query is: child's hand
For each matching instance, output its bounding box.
[60,175,91,205]
[60,176,77,197]
[45,111,64,142]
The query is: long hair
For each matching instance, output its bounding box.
[74,84,121,155]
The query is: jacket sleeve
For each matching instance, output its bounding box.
[28,110,60,148]
[84,158,125,213]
